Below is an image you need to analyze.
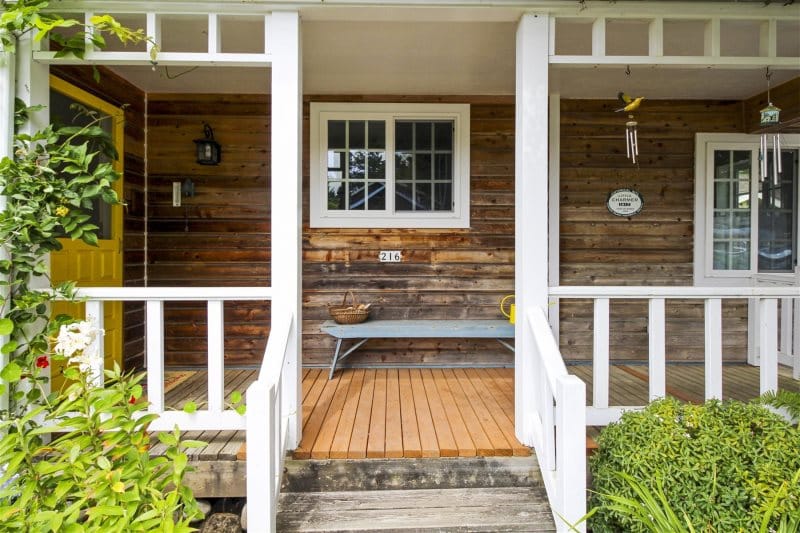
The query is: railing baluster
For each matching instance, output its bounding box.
[246,379,271,532]
[146,300,165,413]
[85,300,105,388]
[648,298,666,400]
[593,298,610,409]
[207,300,225,413]
[556,375,587,532]
[759,298,778,394]
[541,377,555,471]
[704,298,723,400]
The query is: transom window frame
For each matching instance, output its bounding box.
[309,102,471,229]
[694,132,800,285]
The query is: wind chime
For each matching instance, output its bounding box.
[759,68,782,185]
[616,66,644,166]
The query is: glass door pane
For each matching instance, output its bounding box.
[758,149,798,272]
[712,150,752,270]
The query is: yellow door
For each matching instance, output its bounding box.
[49,76,124,389]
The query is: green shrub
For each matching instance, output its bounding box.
[590,397,800,533]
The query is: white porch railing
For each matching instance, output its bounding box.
[524,305,586,532]
[549,286,800,426]
[245,311,294,532]
[73,287,272,431]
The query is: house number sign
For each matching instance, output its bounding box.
[606,188,644,217]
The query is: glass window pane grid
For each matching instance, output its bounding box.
[712,149,751,271]
[327,119,386,212]
[395,120,454,213]
[758,149,798,272]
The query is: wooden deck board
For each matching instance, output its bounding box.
[311,371,353,459]
[399,369,423,458]
[367,369,388,458]
[330,369,365,459]
[420,369,458,457]
[348,369,376,459]
[385,368,405,458]
[432,368,477,457]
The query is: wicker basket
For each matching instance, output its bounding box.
[329,290,370,324]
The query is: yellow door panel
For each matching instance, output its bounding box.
[49,76,125,390]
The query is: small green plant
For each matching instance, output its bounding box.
[0,326,203,531]
[589,397,800,533]
[762,389,800,425]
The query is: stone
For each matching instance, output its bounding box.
[240,504,247,531]
[200,512,242,533]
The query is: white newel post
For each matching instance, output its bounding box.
[0,50,14,412]
[515,13,550,444]
[270,11,303,448]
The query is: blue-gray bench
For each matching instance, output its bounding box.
[320,319,515,379]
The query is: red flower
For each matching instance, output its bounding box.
[128,395,137,405]
[35,356,49,369]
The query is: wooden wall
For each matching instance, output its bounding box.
[146,94,270,366]
[50,66,147,369]
[558,99,749,361]
[301,95,515,367]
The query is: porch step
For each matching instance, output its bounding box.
[275,456,555,532]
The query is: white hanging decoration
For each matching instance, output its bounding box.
[625,116,638,165]
[759,68,782,185]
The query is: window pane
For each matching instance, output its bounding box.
[368,182,386,210]
[416,122,432,150]
[415,183,431,210]
[396,183,413,211]
[416,153,432,181]
[368,152,386,180]
[328,121,346,149]
[348,181,365,210]
[349,150,366,180]
[368,121,385,150]
[396,122,413,151]
[434,122,453,151]
[349,121,365,150]
[328,182,345,210]
[712,149,751,271]
[758,149,797,272]
[396,153,413,180]
[434,183,452,211]
[435,153,452,181]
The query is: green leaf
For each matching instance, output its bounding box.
[235,404,247,416]
[0,362,22,383]
[0,318,13,335]
[1,340,18,354]
[182,401,197,414]
[230,390,242,404]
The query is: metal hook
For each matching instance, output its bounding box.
[625,65,631,76]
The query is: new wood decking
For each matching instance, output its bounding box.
[295,368,528,459]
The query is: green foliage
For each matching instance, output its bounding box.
[762,389,800,425]
[589,398,800,533]
[0,366,203,532]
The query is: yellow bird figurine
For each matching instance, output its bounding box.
[616,92,644,113]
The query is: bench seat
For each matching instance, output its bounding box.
[321,319,515,378]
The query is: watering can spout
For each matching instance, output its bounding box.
[500,295,515,325]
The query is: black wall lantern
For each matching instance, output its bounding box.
[194,123,221,165]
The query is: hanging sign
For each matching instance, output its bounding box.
[607,188,643,217]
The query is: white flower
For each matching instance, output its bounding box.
[54,321,105,378]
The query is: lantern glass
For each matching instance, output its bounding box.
[194,139,221,165]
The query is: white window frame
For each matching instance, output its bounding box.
[309,102,470,229]
[694,132,800,286]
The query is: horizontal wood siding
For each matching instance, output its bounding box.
[743,78,800,133]
[559,99,748,361]
[146,94,270,366]
[51,66,147,369]
[302,96,515,367]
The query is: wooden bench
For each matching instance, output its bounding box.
[320,319,515,379]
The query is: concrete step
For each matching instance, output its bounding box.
[275,456,555,532]
[281,456,544,492]
[276,486,556,532]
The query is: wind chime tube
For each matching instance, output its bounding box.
[633,128,639,156]
[625,127,631,158]
[773,135,779,185]
[760,134,767,180]
[777,135,782,174]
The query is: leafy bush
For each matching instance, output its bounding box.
[590,397,800,532]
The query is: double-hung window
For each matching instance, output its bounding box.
[695,133,800,283]
[310,103,470,228]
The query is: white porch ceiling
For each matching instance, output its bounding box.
[109,19,799,99]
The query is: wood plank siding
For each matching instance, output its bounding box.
[302,96,516,368]
[558,99,748,361]
[50,66,147,368]
[146,94,271,366]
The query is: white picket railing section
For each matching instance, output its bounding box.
[74,287,272,431]
[524,306,586,532]
[245,311,294,532]
[549,286,800,426]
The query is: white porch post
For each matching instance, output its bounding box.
[270,11,302,448]
[515,13,550,445]
[0,50,15,411]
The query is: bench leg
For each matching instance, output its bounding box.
[329,338,343,380]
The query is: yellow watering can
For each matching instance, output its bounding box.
[500,295,515,325]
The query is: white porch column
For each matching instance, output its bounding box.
[0,50,15,411]
[515,13,550,445]
[270,11,302,448]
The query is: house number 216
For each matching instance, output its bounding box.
[379,251,402,262]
